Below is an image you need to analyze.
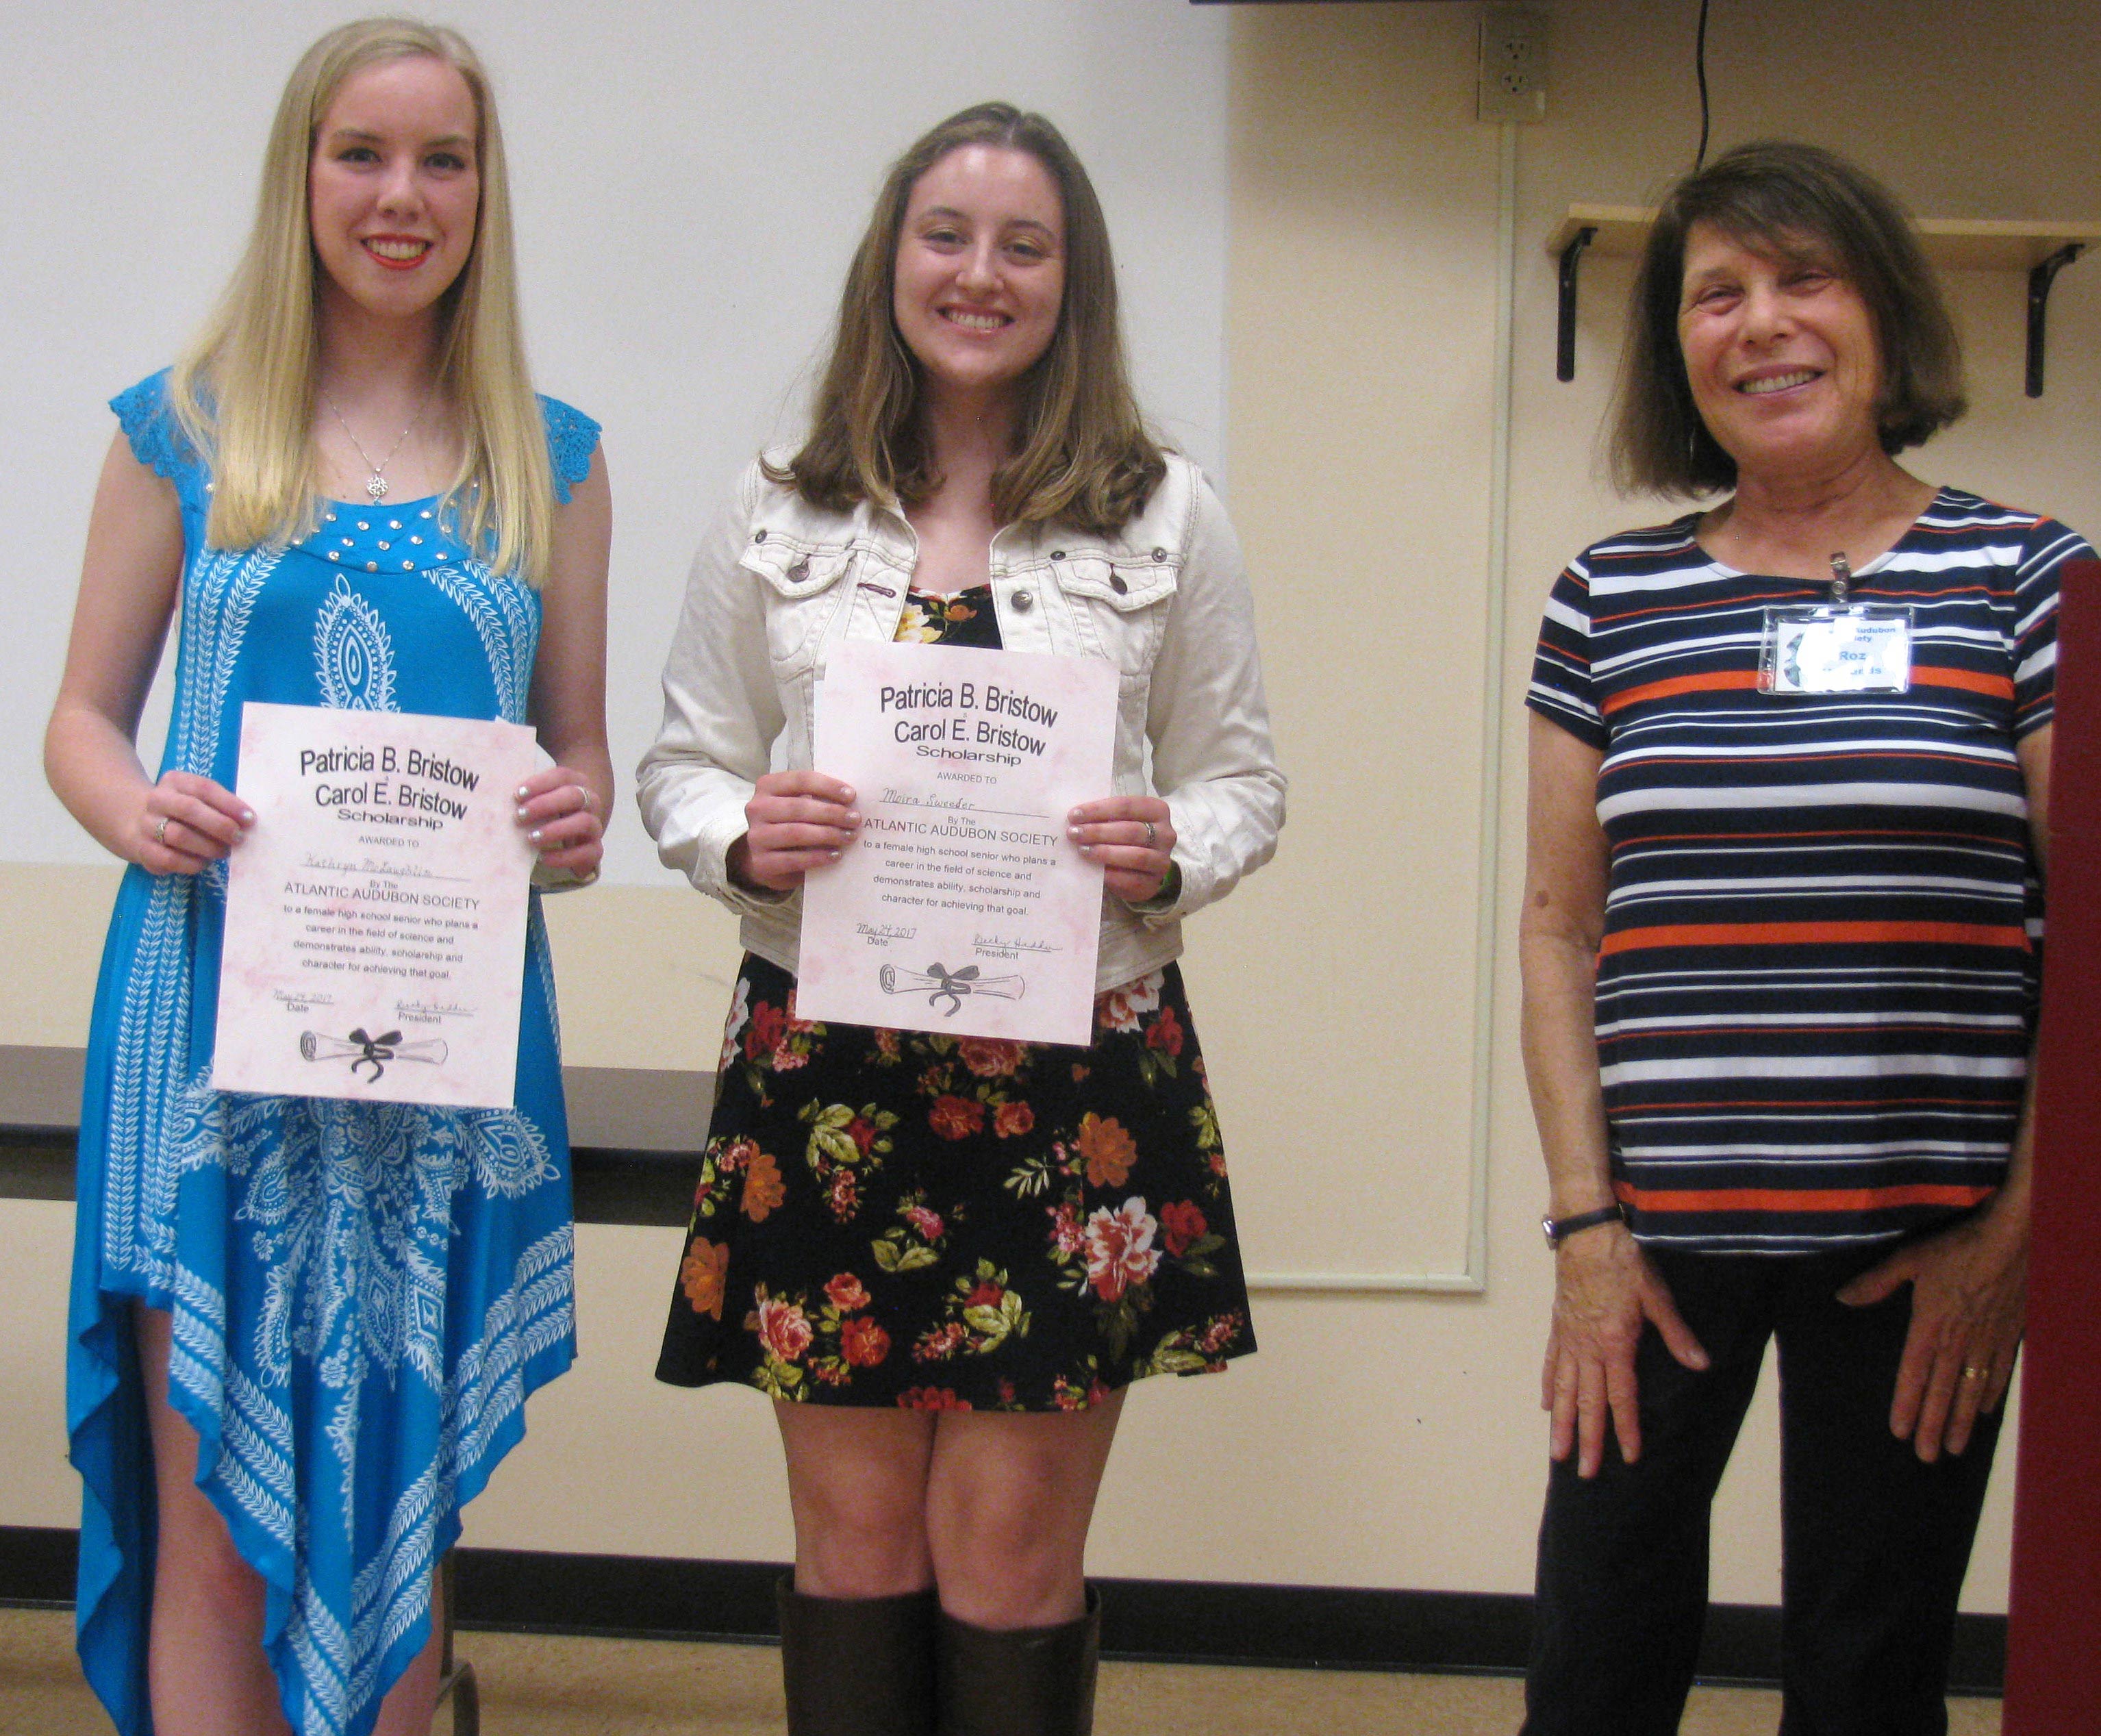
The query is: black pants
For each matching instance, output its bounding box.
[1522,1246,2004,1736]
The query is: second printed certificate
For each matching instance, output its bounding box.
[212,702,546,1109]
[798,640,1118,1046]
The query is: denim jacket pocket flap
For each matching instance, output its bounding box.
[740,535,855,599]
[1057,555,1177,612]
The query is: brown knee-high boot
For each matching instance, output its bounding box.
[777,1577,939,1735]
[933,1589,1100,1736]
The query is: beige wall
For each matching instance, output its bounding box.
[3,0,2094,1612]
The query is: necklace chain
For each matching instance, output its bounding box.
[322,389,432,503]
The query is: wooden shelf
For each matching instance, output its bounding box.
[1544,205,2098,392]
[1544,206,2101,272]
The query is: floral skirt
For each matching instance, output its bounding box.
[657,954,1255,1410]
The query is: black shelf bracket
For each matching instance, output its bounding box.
[1556,225,1597,382]
[2026,242,2087,397]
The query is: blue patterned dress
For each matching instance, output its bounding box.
[67,371,599,1736]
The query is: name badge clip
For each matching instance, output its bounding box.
[1757,552,1914,696]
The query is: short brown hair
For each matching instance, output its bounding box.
[1610,140,1966,497]
[770,103,1165,536]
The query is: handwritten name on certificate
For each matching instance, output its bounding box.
[798,641,1118,1046]
[212,702,546,1109]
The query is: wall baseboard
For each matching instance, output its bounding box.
[0,1524,2006,1692]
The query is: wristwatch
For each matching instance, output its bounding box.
[1542,1203,1628,1248]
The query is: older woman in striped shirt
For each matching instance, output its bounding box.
[1518,141,2088,1735]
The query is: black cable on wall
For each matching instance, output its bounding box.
[1694,0,1713,169]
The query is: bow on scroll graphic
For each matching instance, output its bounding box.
[879,962,1027,1018]
[300,1029,449,1081]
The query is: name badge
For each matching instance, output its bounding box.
[1758,605,1913,695]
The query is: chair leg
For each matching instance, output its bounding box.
[935,1589,1100,1736]
[436,1661,479,1736]
[434,1551,479,1736]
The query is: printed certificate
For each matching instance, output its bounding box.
[798,640,1118,1046]
[212,701,547,1108]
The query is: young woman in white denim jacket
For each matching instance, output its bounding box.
[639,105,1283,1736]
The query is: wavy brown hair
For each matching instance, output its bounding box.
[771,102,1164,537]
[1611,140,1966,499]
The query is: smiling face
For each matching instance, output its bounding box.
[307,54,481,329]
[1676,219,1885,483]
[892,143,1066,405]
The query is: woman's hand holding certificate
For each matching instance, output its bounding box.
[731,769,865,891]
[1066,793,1175,905]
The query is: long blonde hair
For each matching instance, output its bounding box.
[168,17,554,583]
[772,102,1164,538]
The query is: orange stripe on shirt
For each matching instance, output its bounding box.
[1913,666,2015,701]
[1601,670,1760,714]
[1600,920,2028,956]
[1628,749,2001,774]
[1618,1181,1994,1215]
[1600,664,2011,716]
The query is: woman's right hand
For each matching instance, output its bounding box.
[1543,1224,1709,1478]
[133,770,253,875]
[729,770,860,893]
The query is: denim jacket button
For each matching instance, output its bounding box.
[1151,546,1167,562]
[1012,590,1035,612]
[753,529,768,543]
[1109,572,1129,594]
[787,555,811,581]
[1050,549,1066,561]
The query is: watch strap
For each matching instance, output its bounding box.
[1544,1203,1628,1247]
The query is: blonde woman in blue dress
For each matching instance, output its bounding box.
[45,21,610,1736]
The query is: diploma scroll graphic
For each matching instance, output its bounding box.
[879,962,1027,1018]
[301,1029,449,1082]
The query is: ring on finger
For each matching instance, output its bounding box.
[1142,819,1157,846]
[155,816,170,845]
[1962,1364,1990,1381]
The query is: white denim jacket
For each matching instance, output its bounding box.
[636,451,1286,992]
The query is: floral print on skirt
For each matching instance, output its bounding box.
[657,953,1256,1410]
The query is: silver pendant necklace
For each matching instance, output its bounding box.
[322,388,433,503]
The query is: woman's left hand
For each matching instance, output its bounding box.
[1836,1207,2027,1463]
[516,764,606,883]
[1068,795,1174,904]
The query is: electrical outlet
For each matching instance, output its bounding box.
[1479,5,1550,123]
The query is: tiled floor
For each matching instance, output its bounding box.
[0,1606,2002,1735]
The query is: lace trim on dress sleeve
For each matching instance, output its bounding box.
[110,369,200,492]
[539,397,602,505]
